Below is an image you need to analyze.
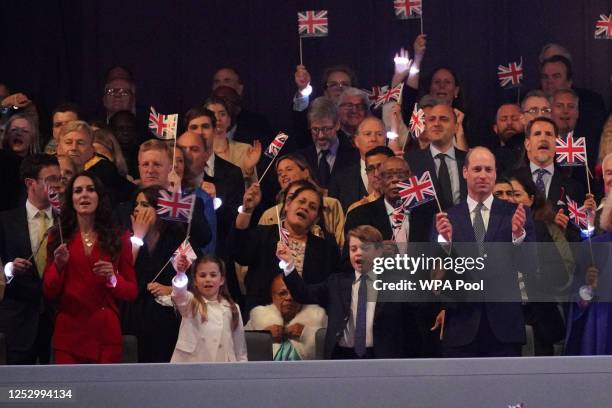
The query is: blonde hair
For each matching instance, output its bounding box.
[58,120,93,143]
[3,114,40,155]
[598,116,612,164]
[188,256,239,331]
[138,138,172,162]
[601,194,612,232]
[93,128,129,176]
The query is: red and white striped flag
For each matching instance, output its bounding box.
[397,171,436,209]
[594,14,612,39]
[298,10,328,37]
[148,106,178,140]
[373,83,403,109]
[555,132,587,166]
[171,239,197,272]
[566,196,588,229]
[497,60,523,88]
[279,225,290,245]
[409,103,425,140]
[157,190,195,223]
[394,0,422,19]
[264,132,289,159]
[45,185,62,214]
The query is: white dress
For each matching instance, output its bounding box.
[170,283,248,363]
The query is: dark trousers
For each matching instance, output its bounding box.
[7,312,53,365]
[331,345,375,360]
[443,315,522,358]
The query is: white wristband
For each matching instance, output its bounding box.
[130,236,144,247]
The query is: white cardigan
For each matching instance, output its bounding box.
[171,283,247,363]
[245,304,327,360]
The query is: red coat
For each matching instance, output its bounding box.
[43,231,137,361]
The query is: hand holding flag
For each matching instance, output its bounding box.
[171,239,197,273]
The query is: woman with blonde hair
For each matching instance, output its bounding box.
[2,113,39,157]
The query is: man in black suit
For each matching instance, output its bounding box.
[0,154,62,364]
[405,103,467,211]
[281,225,419,359]
[434,147,535,357]
[56,120,135,204]
[329,117,386,211]
[297,97,358,189]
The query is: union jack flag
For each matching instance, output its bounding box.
[157,190,195,223]
[365,86,388,105]
[394,0,422,19]
[555,132,587,166]
[264,132,289,159]
[409,103,425,140]
[45,185,62,214]
[373,83,403,110]
[391,204,409,228]
[148,106,178,140]
[594,14,612,39]
[397,171,436,209]
[298,10,328,37]
[279,224,290,245]
[497,60,523,88]
[171,239,197,272]
[566,196,589,229]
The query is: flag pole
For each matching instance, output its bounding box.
[275,205,283,240]
[58,216,64,245]
[299,37,303,66]
[584,149,592,195]
[185,195,197,240]
[419,11,423,35]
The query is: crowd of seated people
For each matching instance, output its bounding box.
[0,38,611,364]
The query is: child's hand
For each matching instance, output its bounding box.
[175,254,189,273]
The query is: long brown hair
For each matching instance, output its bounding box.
[188,255,240,331]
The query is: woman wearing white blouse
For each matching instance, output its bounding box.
[171,255,247,363]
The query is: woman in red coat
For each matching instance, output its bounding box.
[44,171,137,364]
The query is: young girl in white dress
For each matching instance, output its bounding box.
[171,255,247,362]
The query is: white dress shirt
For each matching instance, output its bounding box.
[26,200,53,259]
[430,144,461,205]
[529,162,555,199]
[466,194,525,243]
[339,271,376,348]
[205,153,216,178]
[360,158,368,192]
[384,199,410,247]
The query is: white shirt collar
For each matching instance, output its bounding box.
[466,193,494,213]
[384,198,400,216]
[205,153,216,175]
[26,200,52,221]
[429,144,456,160]
[529,161,554,175]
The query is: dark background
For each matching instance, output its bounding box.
[1,0,610,145]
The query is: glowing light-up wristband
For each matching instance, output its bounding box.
[173,271,189,289]
[238,205,252,215]
[213,197,223,210]
[579,285,594,302]
[4,262,14,284]
[300,84,313,97]
[130,236,144,247]
[386,131,399,140]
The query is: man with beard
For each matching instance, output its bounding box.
[329,116,387,211]
[245,274,327,360]
[491,103,524,173]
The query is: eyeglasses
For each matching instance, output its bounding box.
[524,107,552,115]
[339,103,367,111]
[105,88,133,97]
[310,126,335,135]
[326,81,350,90]
[39,175,61,184]
[381,170,410,181]
[365,163,383,173]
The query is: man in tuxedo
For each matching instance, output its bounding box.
[0,154,62,364]
[281,225,419,359]
[434,147,535,357]
[405,102,467,210]
[297,97,358,189]
[329,117,386,211]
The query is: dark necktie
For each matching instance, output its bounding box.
[534,168,548,196]
[436,153,453,209]
[354,274,367,357]
[317,150,331,188]
[473,202,486,255]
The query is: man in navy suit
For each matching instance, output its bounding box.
[435,147,535,357]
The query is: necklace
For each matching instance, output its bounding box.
[83,231,95,248]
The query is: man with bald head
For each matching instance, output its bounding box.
[329,116,386,211]
[405,103,467,211]
[434,146,535,357]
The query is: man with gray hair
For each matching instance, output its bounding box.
[336,87,370,145]
[297,97,358,188]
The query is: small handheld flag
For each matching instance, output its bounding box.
[171,239,197,272]
[298,10,328,37]
[397,171,436,209]
[594,14,612,39]
[555,132,587,166]
[157,190,195,223]
[366,86,387,106]
[148,106,178,140]
[264,132,289,159]
[497,61,523,88]
[46,185,61,214]
[394,0,422,19]
[566,196,589,229]
[373,83,403,110]
[409,103,425,140]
